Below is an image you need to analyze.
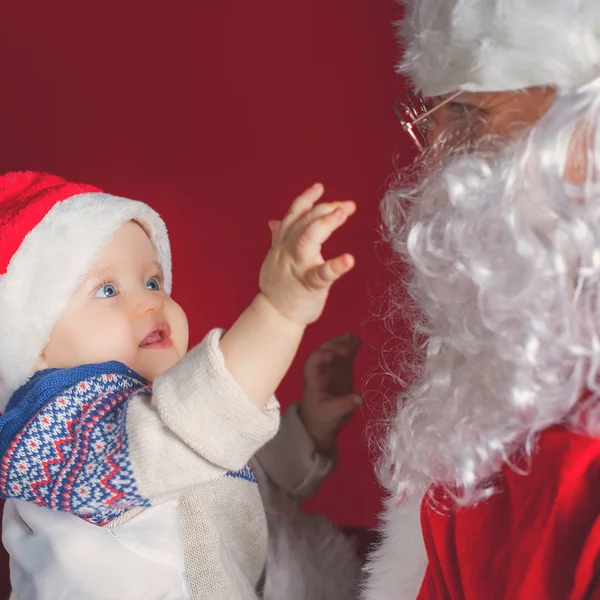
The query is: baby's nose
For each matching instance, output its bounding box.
[137,287,165,314]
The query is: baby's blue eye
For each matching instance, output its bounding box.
[146,277,160,291]
[95,284,117,298]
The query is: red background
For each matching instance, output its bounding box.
[0,0,413,559]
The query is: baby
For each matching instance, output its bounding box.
[0,172,360,599]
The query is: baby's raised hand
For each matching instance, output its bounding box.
[259,184,356,326]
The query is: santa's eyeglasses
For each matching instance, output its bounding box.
[393,91,462,152]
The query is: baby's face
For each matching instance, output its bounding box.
[37,221,189,381]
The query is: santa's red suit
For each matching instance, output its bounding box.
[420,427,600,600]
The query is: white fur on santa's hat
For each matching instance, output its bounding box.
[0,192,171,410]
[398,0,600,97]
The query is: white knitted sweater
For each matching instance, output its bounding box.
[2,329,337,600]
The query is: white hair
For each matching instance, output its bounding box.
[379,75,600,506]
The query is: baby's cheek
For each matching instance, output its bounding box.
[93,317,136,366]
[166,298,189,356]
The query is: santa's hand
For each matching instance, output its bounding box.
[299,332,362,454]
[258,184,356,327]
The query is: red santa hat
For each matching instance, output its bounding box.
[398,0,600,97]
[0,171,172,410]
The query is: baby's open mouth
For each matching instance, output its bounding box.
[139,324,172,348]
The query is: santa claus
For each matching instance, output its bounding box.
[364,1,600,599]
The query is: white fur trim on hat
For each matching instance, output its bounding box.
[398,0,600,96]
[0,192,171,409]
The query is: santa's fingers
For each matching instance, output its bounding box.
[309,336,361,366]
[318,332,361,355]
[314,394,364,423]
[304,253,355,291]
[305,348,338,367]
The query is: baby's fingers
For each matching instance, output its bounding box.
[276,184,325,241]
[305,253,355,290]
[294,202,356,260]
[280,183,325,229]
[268,220,282,246]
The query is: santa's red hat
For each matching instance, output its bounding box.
[0,172,172,409]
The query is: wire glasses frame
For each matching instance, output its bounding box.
[393,91,462,152]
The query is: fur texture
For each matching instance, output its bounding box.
[0,192,171,409]
[264,510,362,600]
[398,0,600,96]
[361,494,426,600]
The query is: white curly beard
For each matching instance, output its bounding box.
[377,76,600,507]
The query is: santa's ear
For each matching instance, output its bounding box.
[564,118,595,188]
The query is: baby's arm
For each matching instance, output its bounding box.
[125,329,280,504]
[0,335,276,523]
[220,183,356,409]
[0,185,355,521]
[131,186,356,507]
[124,186,356,509]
